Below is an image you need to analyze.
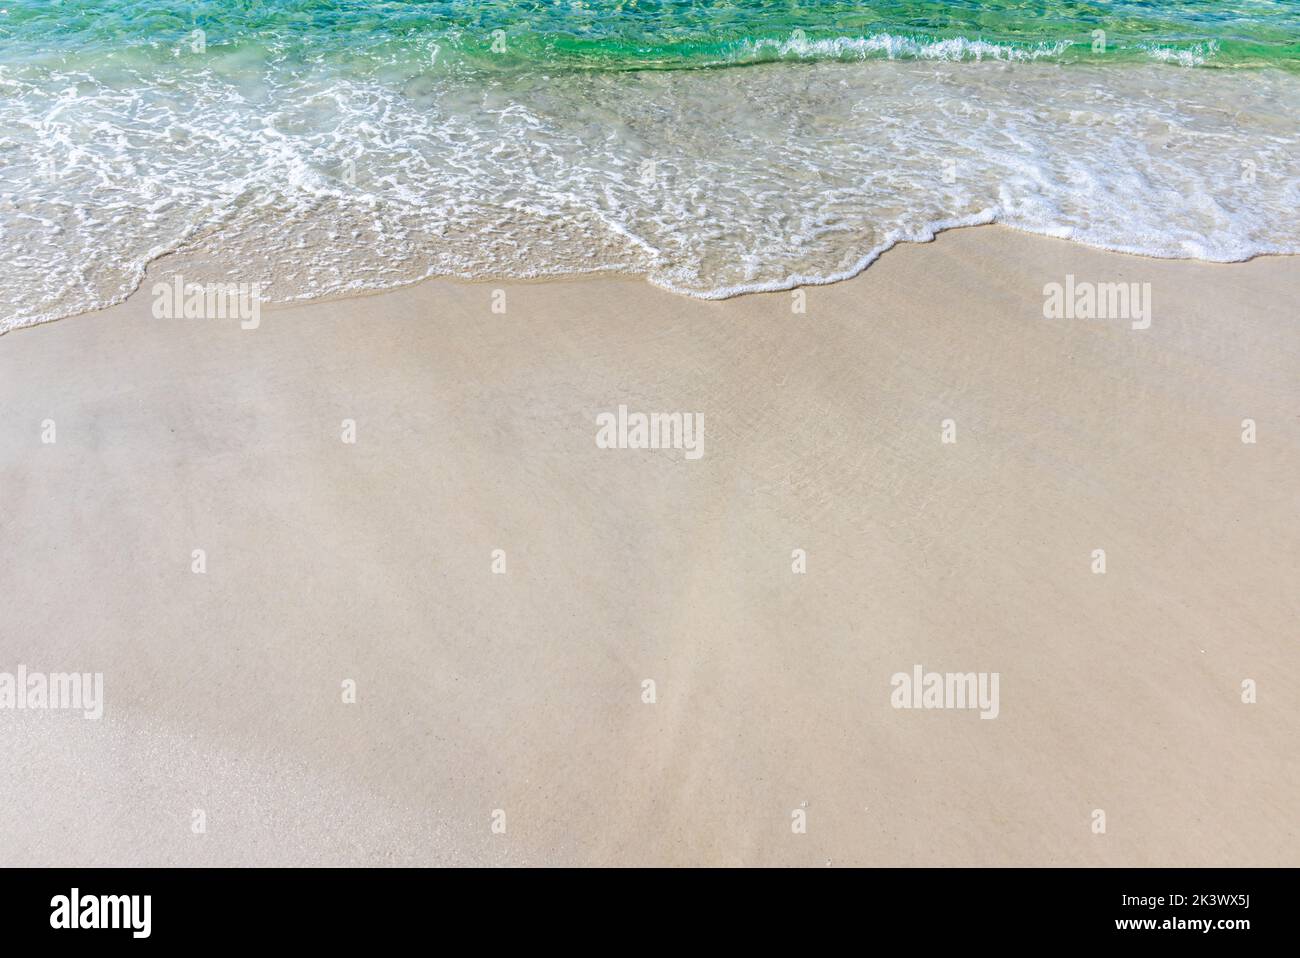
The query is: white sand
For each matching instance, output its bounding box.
[1,225,1297,865]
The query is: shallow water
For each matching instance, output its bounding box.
[2,1,1298,330]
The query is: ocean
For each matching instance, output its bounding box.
[2,0,1298,330]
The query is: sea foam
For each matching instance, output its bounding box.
[1,55,1297,330]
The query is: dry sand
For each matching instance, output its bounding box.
[1,225,1297,866]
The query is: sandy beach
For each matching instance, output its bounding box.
[1,224,1297,866]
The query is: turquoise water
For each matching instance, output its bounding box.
[4,1,1299,70]
[2,2,1299,328]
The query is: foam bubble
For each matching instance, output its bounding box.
[1,57,1297,330]
[1141,41,1221,68]
[738,32,1074,64]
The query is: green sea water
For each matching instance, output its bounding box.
[2,2,1298,329]
[3,1,1299,70]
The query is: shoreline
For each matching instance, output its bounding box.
[2,224,1297,866]
[7,222,1300,338]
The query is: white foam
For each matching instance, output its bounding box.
[1,57,1297,331]
[1141,40,1220,68]
[741,32,1073,63]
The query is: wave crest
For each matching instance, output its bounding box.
[738,32,1074,64]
